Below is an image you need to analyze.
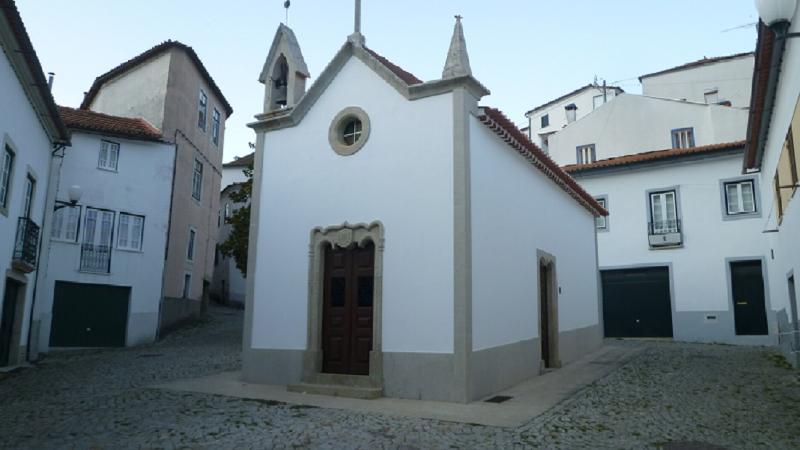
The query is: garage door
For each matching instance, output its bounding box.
[601,267,673,338]
[50,281,130,347]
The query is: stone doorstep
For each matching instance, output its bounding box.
[287,382,382,400]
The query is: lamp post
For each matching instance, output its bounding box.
[755,0,800,37]
[54,185,82,211]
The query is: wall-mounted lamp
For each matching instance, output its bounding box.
[54,185,83,211]
[756,0,800,37]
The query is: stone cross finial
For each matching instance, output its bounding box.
[355,0,362,33]
[348,0,366,46]
[442,14,472,79]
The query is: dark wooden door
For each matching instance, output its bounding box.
[601,267,673,338]
[539,264,551,368]
[322,243,374,375]
[0,279,20,366]
[731,261,768,336]
[50,281,130,347]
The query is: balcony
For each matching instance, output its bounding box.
[80,244,112,273]
[648,219,682,248]
[12,217,40,273]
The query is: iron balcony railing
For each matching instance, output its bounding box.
[647,219,682,247]
[12,217,40,273]
[80,244,112,273]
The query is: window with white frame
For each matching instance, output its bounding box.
[187,228,196,261]
[1,144,15,210]
[724,180,757,215]
[182,272,192,298]
[576,144,596,164]
[595,198,607,229]
[98,140,120,171]
[540,114,549,128]
[649,190,679,234]
[80,208,115,273]
[117,213,144,251]
[192,159,203,201]
[198,89,208,131]
[212,108,221,146]
[671,128,695,149]
[51,202,81,241]
[22,175,35,218]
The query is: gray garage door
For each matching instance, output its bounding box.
[50,281,130,347]
[601,267,673,338]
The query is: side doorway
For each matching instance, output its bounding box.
[730,260,768,336]
[538,258,559,369]
[0,278,24,367]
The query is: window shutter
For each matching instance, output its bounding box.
[109,144,118,169]
[741,182,755,212]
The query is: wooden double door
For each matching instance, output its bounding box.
[321,242,374,375]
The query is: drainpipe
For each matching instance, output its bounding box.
[26,143,66,362]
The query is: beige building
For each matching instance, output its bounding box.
[80,40,233,331]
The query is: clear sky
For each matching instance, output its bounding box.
[17,0,759,162]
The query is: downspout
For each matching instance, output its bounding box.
[753,22,790,169]
[155,129,180,340]
[26,143,66,361]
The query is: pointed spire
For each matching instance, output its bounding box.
[442,15,472,79]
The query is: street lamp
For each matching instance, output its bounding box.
[54,185,82,211]
[755,0,797,26]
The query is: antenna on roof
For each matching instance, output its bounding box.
[284,0,290,25]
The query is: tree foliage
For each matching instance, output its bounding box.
[219,165,252,276]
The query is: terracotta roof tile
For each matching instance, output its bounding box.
[364,47,423,85]
[223,152,254,167]
[79,40,233,117]
[639,52,754,81]
[563,140,746,174]
[478,107,608,217]
[59,106,163,141]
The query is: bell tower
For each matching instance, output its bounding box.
[259,24,310,113]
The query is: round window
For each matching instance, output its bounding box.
[329,107,370,156]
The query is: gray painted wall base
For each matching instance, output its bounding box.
[559,324,604,366]
[159,297,202,334]
[242,348,304,385]
[673,310,777,346]
[470,338,538,400]
[382,352,457,402]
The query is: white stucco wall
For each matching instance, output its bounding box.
[212,186,247,304]
[757,10,800,339]
[0,44,55,357]
[641,55,754,108]
[526,87,620,148]
[252,57,455,353]
[470,116,600,351]
[35,132,175,350]
[547,94,750,166]
[575,154,770,341]
[89,51,171,131]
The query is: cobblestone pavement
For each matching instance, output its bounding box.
[1,306,799,449]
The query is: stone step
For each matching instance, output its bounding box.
[287,382,382,400]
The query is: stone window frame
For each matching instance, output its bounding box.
[302,220,384,387]
[328,107,371,156]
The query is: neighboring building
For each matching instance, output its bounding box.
[80,41,233,332]
[564,141,773,345]
[524,84,623,151]
[33,107,174,351]
[0,0,71,367]
[222,152,253,189]
[212,182,247,305]
[212,152,254,306]
[640,52,755,108]
[243,17,607,403]
[743,18,800,367]
[547,93,750,166]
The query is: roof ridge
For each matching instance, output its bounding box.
[478,106,607,217]
[525,84,624,116]
[639,51,755,81]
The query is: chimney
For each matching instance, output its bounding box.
[47,72,55,91]
[565,103,578,124]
